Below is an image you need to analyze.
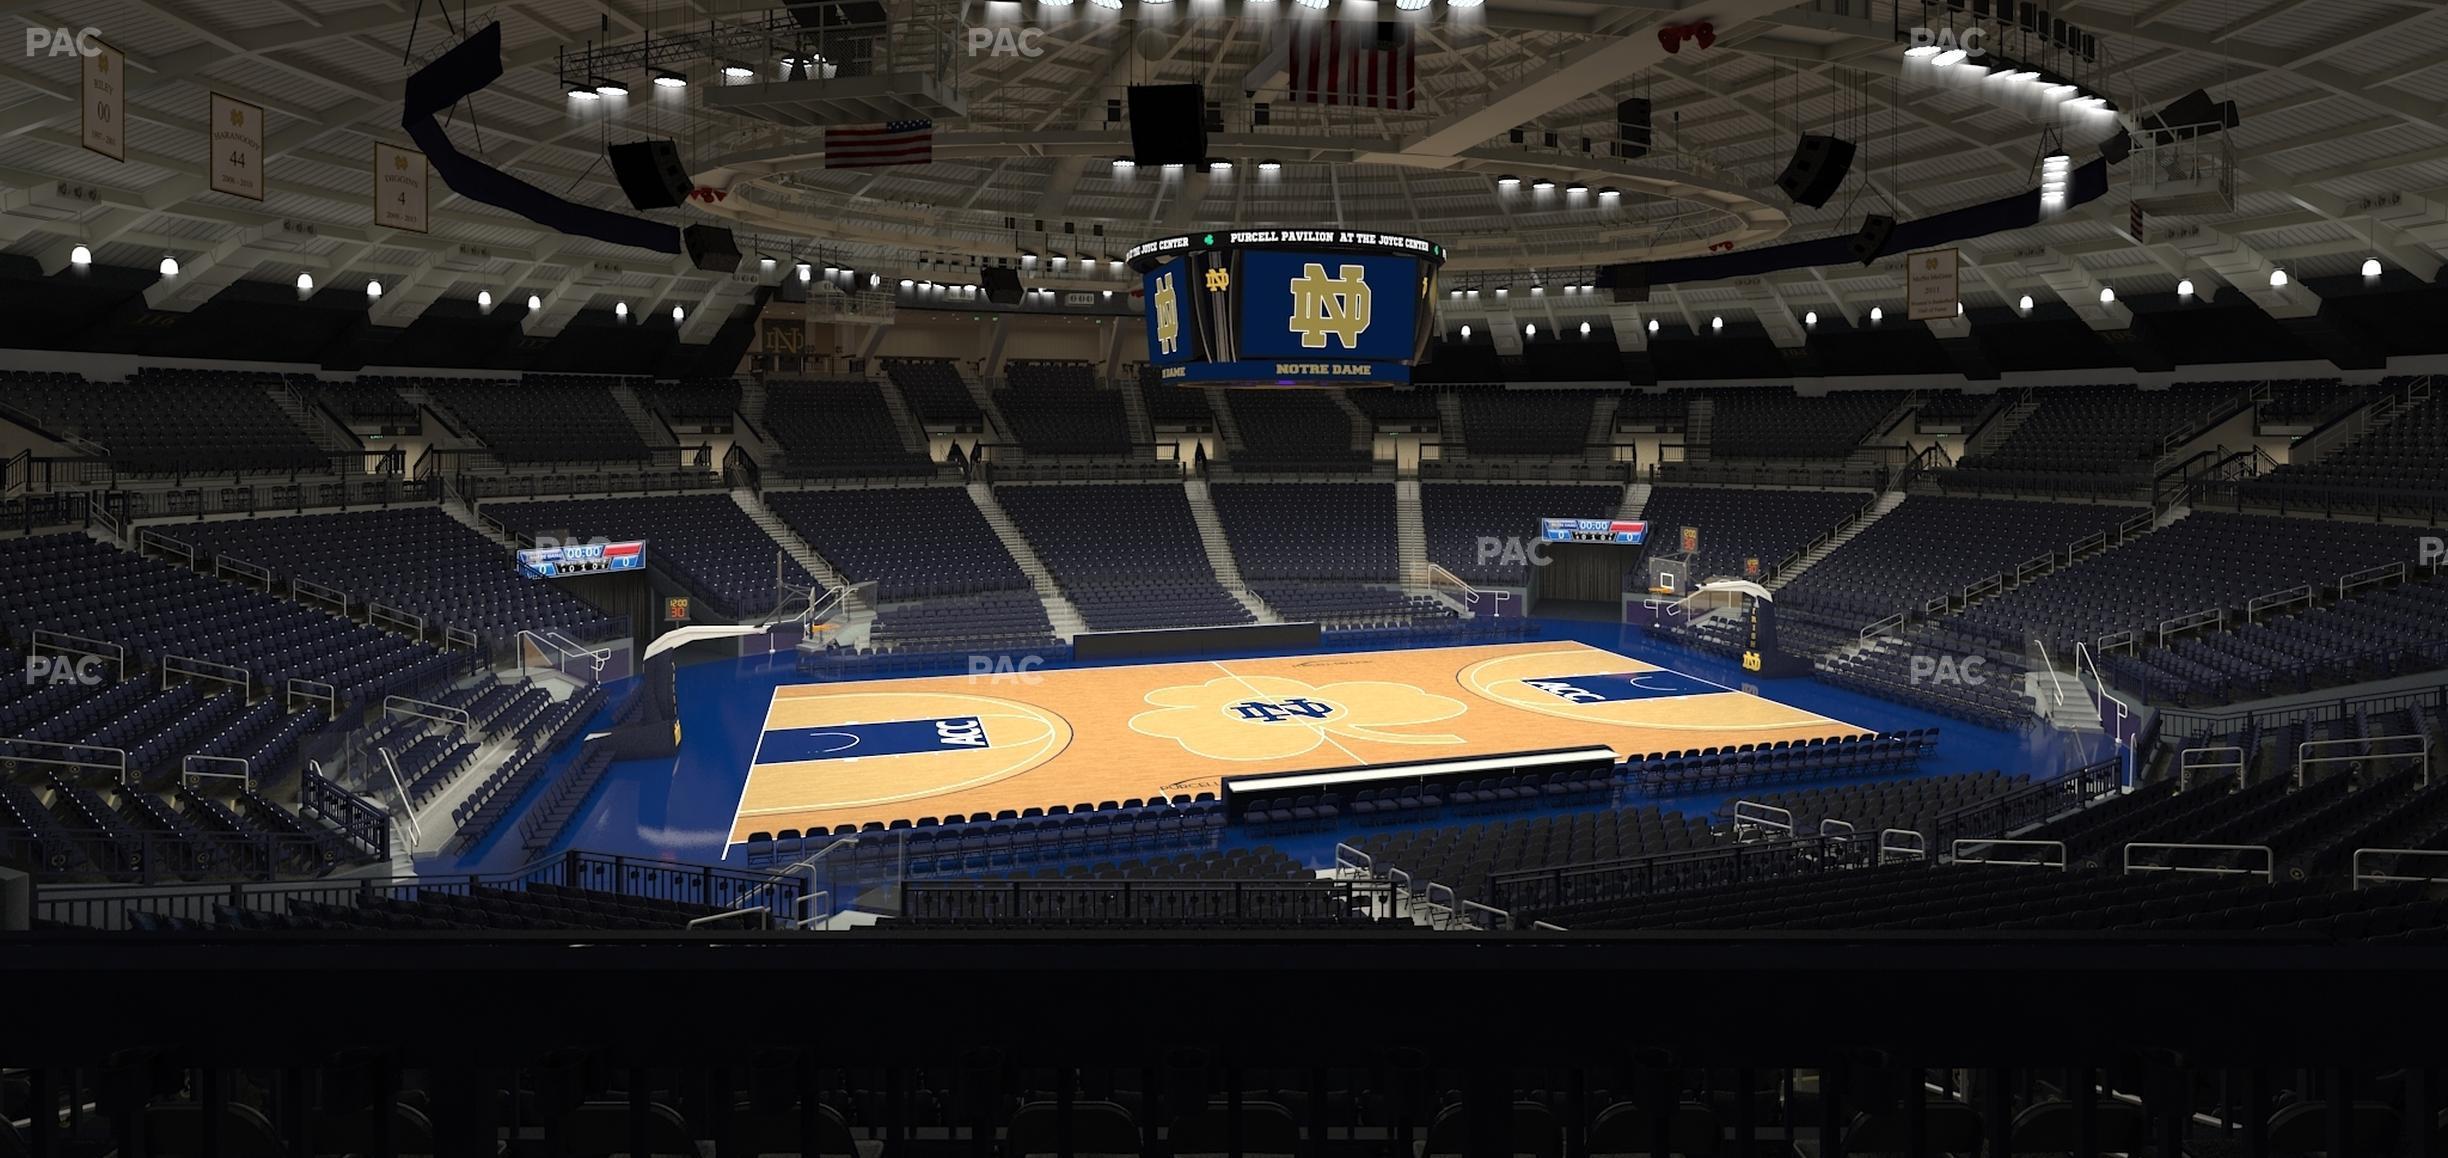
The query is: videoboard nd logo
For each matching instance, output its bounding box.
[1203,268,1231,292]
[1289,262,1371,350]
[1152,269,1180,356]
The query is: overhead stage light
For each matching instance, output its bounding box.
[1531,178,1556,192]
[157,256,178,276]
[615,301,630,320]
[1646,318,1659,334]
[2269,268,2289,288]
[652,69,687,89]
[2098,286,2115,304]
[1709,316,1723,332]
[1598,187,1620,201]
[2363,258,2383,278]
[1459,325,1471,339]
[1525,323,1537,337]
[1259,159,1281,172]
[1869,306,1883,322]
[720,63,755,79]
[592,78,626,97]
[1931,47,1967,67]
[1804,311,1817,326]
[366,280,383,299]
[478,290,493,311]
[68,244,92,267]
[527,295,541,311]
[2018,295,2034,312]
[2177,279,2195,297]
[672,305,685,322]
[568,82,599,100]
[295,272,313,293]
[1496,175,1520,189]
[1904,44,1941,59]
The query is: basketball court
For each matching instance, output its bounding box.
[725,640,1868,847]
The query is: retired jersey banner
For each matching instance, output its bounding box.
[209,93,265,201]
[1234,250,1418,361]
[373,143,429,233]
[81,39,124,162]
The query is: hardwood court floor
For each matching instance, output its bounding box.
[725,640,1868,845]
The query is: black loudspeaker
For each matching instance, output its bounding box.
[981,266,1024,305]
[1598,263,1649,304]
[1127,83,1208,166]
[682,224,740,274]
[1850,214,1897,266]
[1616,98,1652,160]
[607,139,694,210]
[1776,134,1856,209]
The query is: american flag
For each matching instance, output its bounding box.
[824,119,935,169]
[1286,20,1416,111]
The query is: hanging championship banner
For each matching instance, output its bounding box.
[373,143,429,233]
[1906,247,1960,322]
[209,93,265,201]
[81,39,124,162]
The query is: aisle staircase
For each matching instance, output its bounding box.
[1395,478,1428,591]
[1765,490,1905,591]
[1620,481,1651,522]
[874,378,930,456]
[1586,393,1621,465]
[607,382,679,448]
[1183,479,1278,623]
[1118,377,1156,448]
[965,482,1088,638]
[1683,396,1715,462]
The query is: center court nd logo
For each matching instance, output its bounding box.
[1131,674,1464,761]
[1152,269,1181,355]
[1289,262,1371,350]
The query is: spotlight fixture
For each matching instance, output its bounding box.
[720,63,755,79]
[672,305,685,322]
[157,256,178,277]
[1450,289,1462,299]
[477,290,493,311]
[1259,159,1281,172]
[1459,324,1472,339]
[1291,0,1327,9]
[1496,175,1520,189]
[1524,323,1537,337]
[1709,315,1723,332]
[1957,302,1965,315]
[1446,0,1482,7]
[1646,318,1659,334]
[1531,178,1556,192]
[2018,295,2034,312]
[592,78,627,97]
[1869,306,1884,322]
[1093,0,1126,9]
[797,263,812,283]
[759,256,776,271]
[2177,279,2195,297]
[1566,181,1587,195]
[527,294,542,311]
[1598,187,1620,201]
[1208,160,1232,172]
[68,244,92,267]
[2098,286,2115,304]
[1396,0,1430,9]
[366,280,383,298]
[1804,311,1817,326]
[568,82,599,100]
[869,272,882,289]
[652,69,687,89]
[2363,258,2383,277]
[295,271,314,293]
[2269,268,2289,288]
[899,278,914,288]
[1903,44,1941,59]
[1931,47,1967,67]
[1113,157,1134,171]
[615,301,630,320]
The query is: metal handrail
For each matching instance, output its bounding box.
[1332,842,1374,875]
[1459,900,1511,931]
[378,747,422,846]
[519,629,612,678]
[1819,818,1856,840]
[1949,838,2068,870]
[2179,746,2245,791]
[1878,828,1928,865]
[1529,920,1569,931]
[685,906,777,929]
[1730,800,1794,841]
[0,735,132,787]
[731,837,859,916]
[384,695,474,736]
[1422,881,1459,928]
[2296,733,2428,790]
[2123,842,2275,883]
[2351,848,2448,890]
[179,754,252,791]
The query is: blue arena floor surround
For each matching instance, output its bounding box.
[437,618,2110,877]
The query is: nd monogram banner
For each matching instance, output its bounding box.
[1236,250,1418,361]
[1141,256,1198,365]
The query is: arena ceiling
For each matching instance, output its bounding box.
[2,0,2447,341]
